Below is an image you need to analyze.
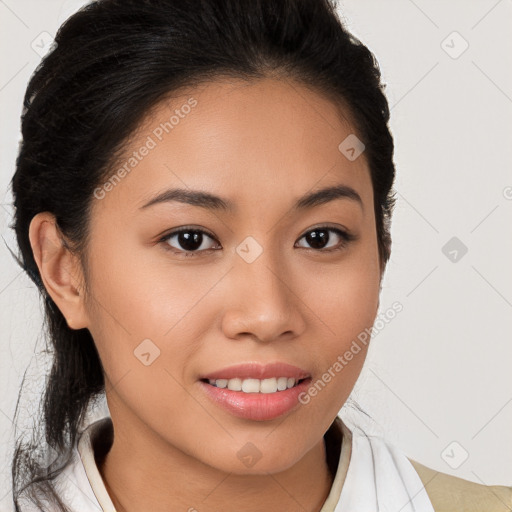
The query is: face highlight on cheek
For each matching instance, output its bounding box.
[82,77,382,476]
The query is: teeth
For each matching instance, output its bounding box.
[207,377,302,393]
[277,377,288,391]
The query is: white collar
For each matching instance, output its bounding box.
[333,421,435,511]
[77,417,116,511]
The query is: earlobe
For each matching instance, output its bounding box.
[28,212,89,330]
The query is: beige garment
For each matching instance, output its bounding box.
[410,458,512,512]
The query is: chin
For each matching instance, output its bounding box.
[204,442,306,476]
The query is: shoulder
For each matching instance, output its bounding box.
[408,457,512,512]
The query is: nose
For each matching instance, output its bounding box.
[220,245,307,344]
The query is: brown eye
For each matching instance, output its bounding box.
[160,227,219,257]
[295,227,355,252]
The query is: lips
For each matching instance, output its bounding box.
[199,377,312,421]
[199,362,311,381]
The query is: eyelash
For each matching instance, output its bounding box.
[159,225,357,258]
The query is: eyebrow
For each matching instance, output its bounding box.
[139,184,363,213]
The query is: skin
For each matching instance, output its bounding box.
[29,77,382,512]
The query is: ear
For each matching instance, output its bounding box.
[28,212,89,330]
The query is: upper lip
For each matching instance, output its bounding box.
[200,362,311,381]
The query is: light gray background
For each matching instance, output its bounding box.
[1,0,511,508]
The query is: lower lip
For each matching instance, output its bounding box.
[199,378,312,421]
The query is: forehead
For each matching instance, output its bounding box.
[93,77,372,217]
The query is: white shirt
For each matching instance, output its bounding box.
[20,415,434,512]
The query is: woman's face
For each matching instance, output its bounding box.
[82,77,381,474]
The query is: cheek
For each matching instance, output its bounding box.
[84,264,193,426]
[83,235,219,411]
[306,243,380,375]
[309,244,380,328]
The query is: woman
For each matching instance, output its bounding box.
[10,0,511,511]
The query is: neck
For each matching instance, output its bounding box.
[98,414,335,512]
